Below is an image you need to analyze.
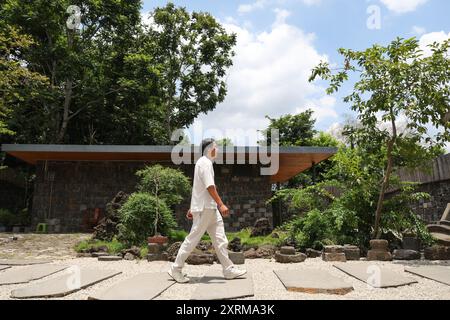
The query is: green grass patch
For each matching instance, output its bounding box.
[74,237,126,254]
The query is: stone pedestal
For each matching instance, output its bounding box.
[343,245,360,261]
[275,246,306,263]
[228,251,245,265]
[367,240,392,261]
[146,242,168,261]
[322,246,347,262]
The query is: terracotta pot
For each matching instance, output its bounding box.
[148,235,168,244]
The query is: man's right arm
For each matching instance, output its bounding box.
[207,185,229,217]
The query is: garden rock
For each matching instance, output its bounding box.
[124,253,135,260]
[280,246,296,255]
[402,236,420,251]
[393,249,421,260]
[228,237,243,252]
[186,253,215,265]
[306,248,322,258]
[250,218,272,237]
[424,245,450,260]
[343,245,360,261]
[322,252,347,262]
[92,191,129,241]
[98,255,122,261]
[228,251,245,264]
[324,245,345,254]
[275,252,307,263]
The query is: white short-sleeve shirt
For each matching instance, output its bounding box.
[190,155,217,212]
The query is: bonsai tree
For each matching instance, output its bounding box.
[135,164,191,237]
[309,37,450,239]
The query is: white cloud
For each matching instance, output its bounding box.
[238,0,321,15]
[187,10,337,145]
[380,0,429,14]
[419,30,450,56]
[411,26,426,36]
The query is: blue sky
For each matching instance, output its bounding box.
[141,0,450,150]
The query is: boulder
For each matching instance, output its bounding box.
[424,245,450,260]
[228,237,243,252]
[393,249,421,261]
[124,252,135,260]
[92,191,129,241]
[250,218,272,237]
[402,237,420,251]
[275,252,307,263]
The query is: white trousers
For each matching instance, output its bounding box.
[172,208,234,271]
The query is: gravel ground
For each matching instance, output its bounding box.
[1,257,449,300]
[0,233,91,260]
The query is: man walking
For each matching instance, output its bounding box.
[168,138,247,283]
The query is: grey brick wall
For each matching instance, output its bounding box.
[31,160,273,233]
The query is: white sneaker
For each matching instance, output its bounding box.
[223,265,247,280]
[168,266,190,283]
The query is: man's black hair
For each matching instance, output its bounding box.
[201,138,215,156]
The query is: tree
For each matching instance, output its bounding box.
[259,109,317,146]
[216,138,234,146]
[0,23,49,137]
[135,164,191,236]
[310,37,450,238]
[146,3,237,141]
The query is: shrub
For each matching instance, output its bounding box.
[0,208,15,227]
[117,192,177,245]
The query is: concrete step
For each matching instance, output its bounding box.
[430,232,450,246]
[439,220,450,227]
[427,224,450,235]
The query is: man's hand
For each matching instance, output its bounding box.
[186,209,193,220]
[218,204,229,217]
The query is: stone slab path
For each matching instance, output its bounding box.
[0,266,11,272]
[405,266,450,286]
[0,265,69,285]
[88,272,175,300]
[10,268,121,299]
[191,269,254,300]
[0,259,52,266]
[274,269,354,295]
[334,262,417,288]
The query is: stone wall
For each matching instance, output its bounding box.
[401,180,450,223]
[386,153,450,224]
[31,160,273,233]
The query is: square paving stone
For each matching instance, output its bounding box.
[405,266,450,286]
[11,268,121,299]
[274,269,354,295]
[89,272,175,300]
[0,264,69,285]
[333,262,417,288]
[191,269,254,300]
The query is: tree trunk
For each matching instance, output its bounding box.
[56,78,73,143]
[56,29,74,143]
[372,108,398,239]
